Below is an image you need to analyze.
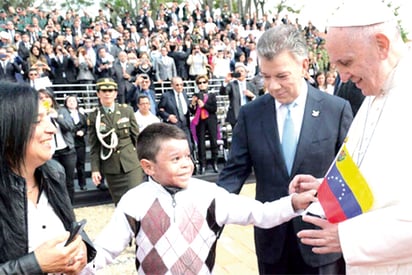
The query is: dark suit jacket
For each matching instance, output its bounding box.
[158,90,190,129]
[0,60,20,82]
[111,60,136,103]
[51,55,76,84]
[17,42,30,61]
[71,110,88,148]
[168,49,190,80]
[217,85,353,267]
[219,79,258,126]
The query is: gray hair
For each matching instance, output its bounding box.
[257,25,308,62]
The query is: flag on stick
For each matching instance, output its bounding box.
[317,145,374,223]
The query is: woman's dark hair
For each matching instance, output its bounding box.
[0,81,38,174]
[63,95,79,109]
[30,44,41,55]
[38,88,59,109]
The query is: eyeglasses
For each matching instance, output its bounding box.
[197,81,207,85]
[100,89,115,93]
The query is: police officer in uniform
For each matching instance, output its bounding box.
[88,78,143,205]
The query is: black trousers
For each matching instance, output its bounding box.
[53,147,77,204]
[75,145,86,188]
[196,117,218,165]
[257,222,345,275]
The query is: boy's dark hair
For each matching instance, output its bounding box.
[137,94,149,105]
[137,123,187,162]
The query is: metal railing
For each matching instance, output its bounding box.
[51,78,232,161]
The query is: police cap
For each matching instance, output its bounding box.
[96,78,118,91]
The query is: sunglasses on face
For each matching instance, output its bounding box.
[197,81,207,85]
[100,89,115,93]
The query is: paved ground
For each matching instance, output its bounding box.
[74,183,258,274]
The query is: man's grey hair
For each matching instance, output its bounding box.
[257,25,308,62]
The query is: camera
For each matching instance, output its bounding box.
[230,72,241,78]
[193,92,203,100]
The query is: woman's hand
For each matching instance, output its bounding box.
[34,232,88,274]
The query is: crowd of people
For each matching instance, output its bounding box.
[0,2,334,94]
[0,2,342,193]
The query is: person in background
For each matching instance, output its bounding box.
[38,88,77,204]
[155,46,177,83]
[295,1,412,273]
[335,79,365,117]
[27,67,40,89]
[134,51,156,84]
[87,78,143,205]
[81,122,317,274]
[50,44,76,92]
[65,95,88,191]
[134,94,160,132]
[127,73,157,113]
[168,41,191,81]
[314,71,327,92]
[219,62,259,128]
[158,76,194,155]
[0,81,95,273]
[212,49,231,79]
[94,46,114,79]
[28,44,47,68]
[0,46,20,82]
[324,70,336,95]
[75,46,95,86]
[189,74,219,175]
[111,50,135,104]
[187,43,208,80]
[217,25,353,274]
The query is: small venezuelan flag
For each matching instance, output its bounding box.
[317,145,374,223]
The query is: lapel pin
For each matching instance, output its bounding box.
[312,110,320,117]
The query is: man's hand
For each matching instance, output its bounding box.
[297,215,342,254]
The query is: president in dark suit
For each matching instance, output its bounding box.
[217,25,353,274]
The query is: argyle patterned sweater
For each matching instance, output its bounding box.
[83,177,298,274]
